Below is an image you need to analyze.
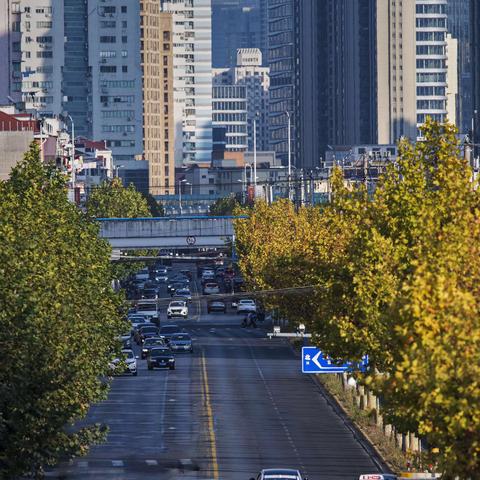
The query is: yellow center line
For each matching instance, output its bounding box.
[201,352,219,479]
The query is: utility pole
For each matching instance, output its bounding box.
[363,153,369,191]
[286,111,292,201]
[253,112,258,195]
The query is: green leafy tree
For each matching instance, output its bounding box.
[142,192,165,217]
[0,143,125,478]
[86,178,152,279]
[86,177,150,218]
[235,120,480,478]
[209,195,240,216]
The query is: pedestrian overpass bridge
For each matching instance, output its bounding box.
[97,216,245,249]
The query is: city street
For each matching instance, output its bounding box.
[50,266,383,480]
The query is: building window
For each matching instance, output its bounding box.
[100,65,117,73]
[36,21,52,28]
[122,20,127,28]
[122,36,127,43]
[122,65,128,73]
[100,36,116,43]
[37,51,53,58]
[121,6,127,13]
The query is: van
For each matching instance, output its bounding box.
[136,300,159,325]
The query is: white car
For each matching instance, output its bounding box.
[237,299,257,314]
[203,282,220,295]
[251,469,305,480]
[136,300,159,322]
[135,268,150,281]
[359,475,398,480]
[167,300,189,319]
[109,349,138,376]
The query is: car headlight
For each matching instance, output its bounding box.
[168,358,174,362]
[142,349,148,352]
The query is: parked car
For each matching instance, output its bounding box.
[167,300,189,319]
[158,324,183,341]
[237,298,257,314]
[207,300,226,313]
[147,347,175,370]
[172,288,192,301]
[141,337,166,359]
[203,282,220,295]
[168,333,193,353]
[109,349,138,376]
[135,325,159,345]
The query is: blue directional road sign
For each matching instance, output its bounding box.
[302,347,368,374]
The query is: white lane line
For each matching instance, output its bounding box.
[77,461,88,468]
[111,460,124,467]
[146,459,158,466]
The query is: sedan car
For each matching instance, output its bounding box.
[359,475,398,480]
[237,298,257,314]
[135,325,159,345]
[172,288,192,302]
[167,300,189,319]
[119,331,132,349]
[141,337,166,359]
[168,333,193,353]
[250,469,305,480]
[167,281,188,295]
[203,282,220,295]
[159,324,183,341]
[109,349,138,376]
[207,300,226,313]
[147,347,175,370]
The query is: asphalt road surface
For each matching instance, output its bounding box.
[49,264,382,480]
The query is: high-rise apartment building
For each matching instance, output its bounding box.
[471,0,480,150]
[211,0,267,68]
[447,0,472,133]
[376,0,418,144]
[63,0,89,137]
[140,3,175,195]
[267,0,296,164]
[88,0,143,163]
[415,0,449,136]
[213,48,270,152]
[161,0,213,165]
[0,1,65,116]
[212,85,248,151]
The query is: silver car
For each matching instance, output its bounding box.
[250,469,306,480]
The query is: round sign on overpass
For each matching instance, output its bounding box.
[186,236,196,246]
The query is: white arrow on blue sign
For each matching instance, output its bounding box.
[302,347,368,374]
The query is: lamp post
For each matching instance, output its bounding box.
[66,114,75,188]
[286,111,292,200]
[178,178,187,215]
[253,112,259,193]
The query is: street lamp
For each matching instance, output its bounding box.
[253,111,259,192]
[114,164,125,178]
[65,114,75,188]
[286,111,292,200]
[178,178,187,215]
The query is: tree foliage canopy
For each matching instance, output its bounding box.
[85,178,150,219]
[209,195,240,216]
[234,120,480,478]
[0,144,125,478]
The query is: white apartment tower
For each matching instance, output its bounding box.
[161,0,213,165]
[415,0,450,136]
[87,0,143,162]
[0,1,64,116]
[213,48,270,152]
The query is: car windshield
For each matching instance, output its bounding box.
[171,334,190,341]
[137,304,157,312]
[160,326,180,334]
[141,326,158,333]
[171,302,185,307]
[177,289,189,294]
[240,299,254,304]
[144,338,164,346]
[122,350,134,359]
[150,348,169,357]
[205,283,217,288]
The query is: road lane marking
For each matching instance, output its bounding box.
[201,352,219,480]
[111,460,124,467]
[146,459,158,466]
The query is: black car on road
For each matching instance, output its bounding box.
[207,300,226,313]
[147,347,175,370]
[141,337,166,359]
